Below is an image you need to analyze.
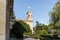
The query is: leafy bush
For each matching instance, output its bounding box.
[10,20,31,39]
[19,20,31,32]
[10,21,26,39]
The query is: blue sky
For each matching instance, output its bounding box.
[14,0,58,25]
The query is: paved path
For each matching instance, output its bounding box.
[24,38,36,40]
[24,35,38,40]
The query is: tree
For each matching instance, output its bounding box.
[18,20,32,35]
[10,20,31,39]
[49,1,60,34]
[11,21,26,39]
[35,21,42,30]
[32,21,48,39]
[49,1,60,28]
[19,20,31,32]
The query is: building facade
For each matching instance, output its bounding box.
[26,11,34,33]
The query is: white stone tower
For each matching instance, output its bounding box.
[27,11,32,21]
[26,11,34,33]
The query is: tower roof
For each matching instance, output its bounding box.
[27,10,32,14]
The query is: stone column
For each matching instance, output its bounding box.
[0,0,10,40]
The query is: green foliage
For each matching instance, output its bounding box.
[24,31,32,35]
[35,21,42,30]
[10,20,31,38]
[32,21,49,39]
[49,1,60,24]
[11,21,26,39]
[42,24,48,30]
[18,20,32,35]
[49,1,60,35]
[56,20,60,28]
[35,30,41,38]
[40,34,54,40]
[18,20,31,32]
[48,23,54,29]
[30,30,41,39]
[30,34,39,39]
[41,30,48,35]
[56,29,60,35]
[30,30,48,39]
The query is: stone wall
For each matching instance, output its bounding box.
[0,0,6,35]
[0,0,10,40]
[0,0,6,40]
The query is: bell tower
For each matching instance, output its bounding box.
[26,11,34,33]
[27,11,33,21]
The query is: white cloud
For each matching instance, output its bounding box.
[28,6,31,9]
